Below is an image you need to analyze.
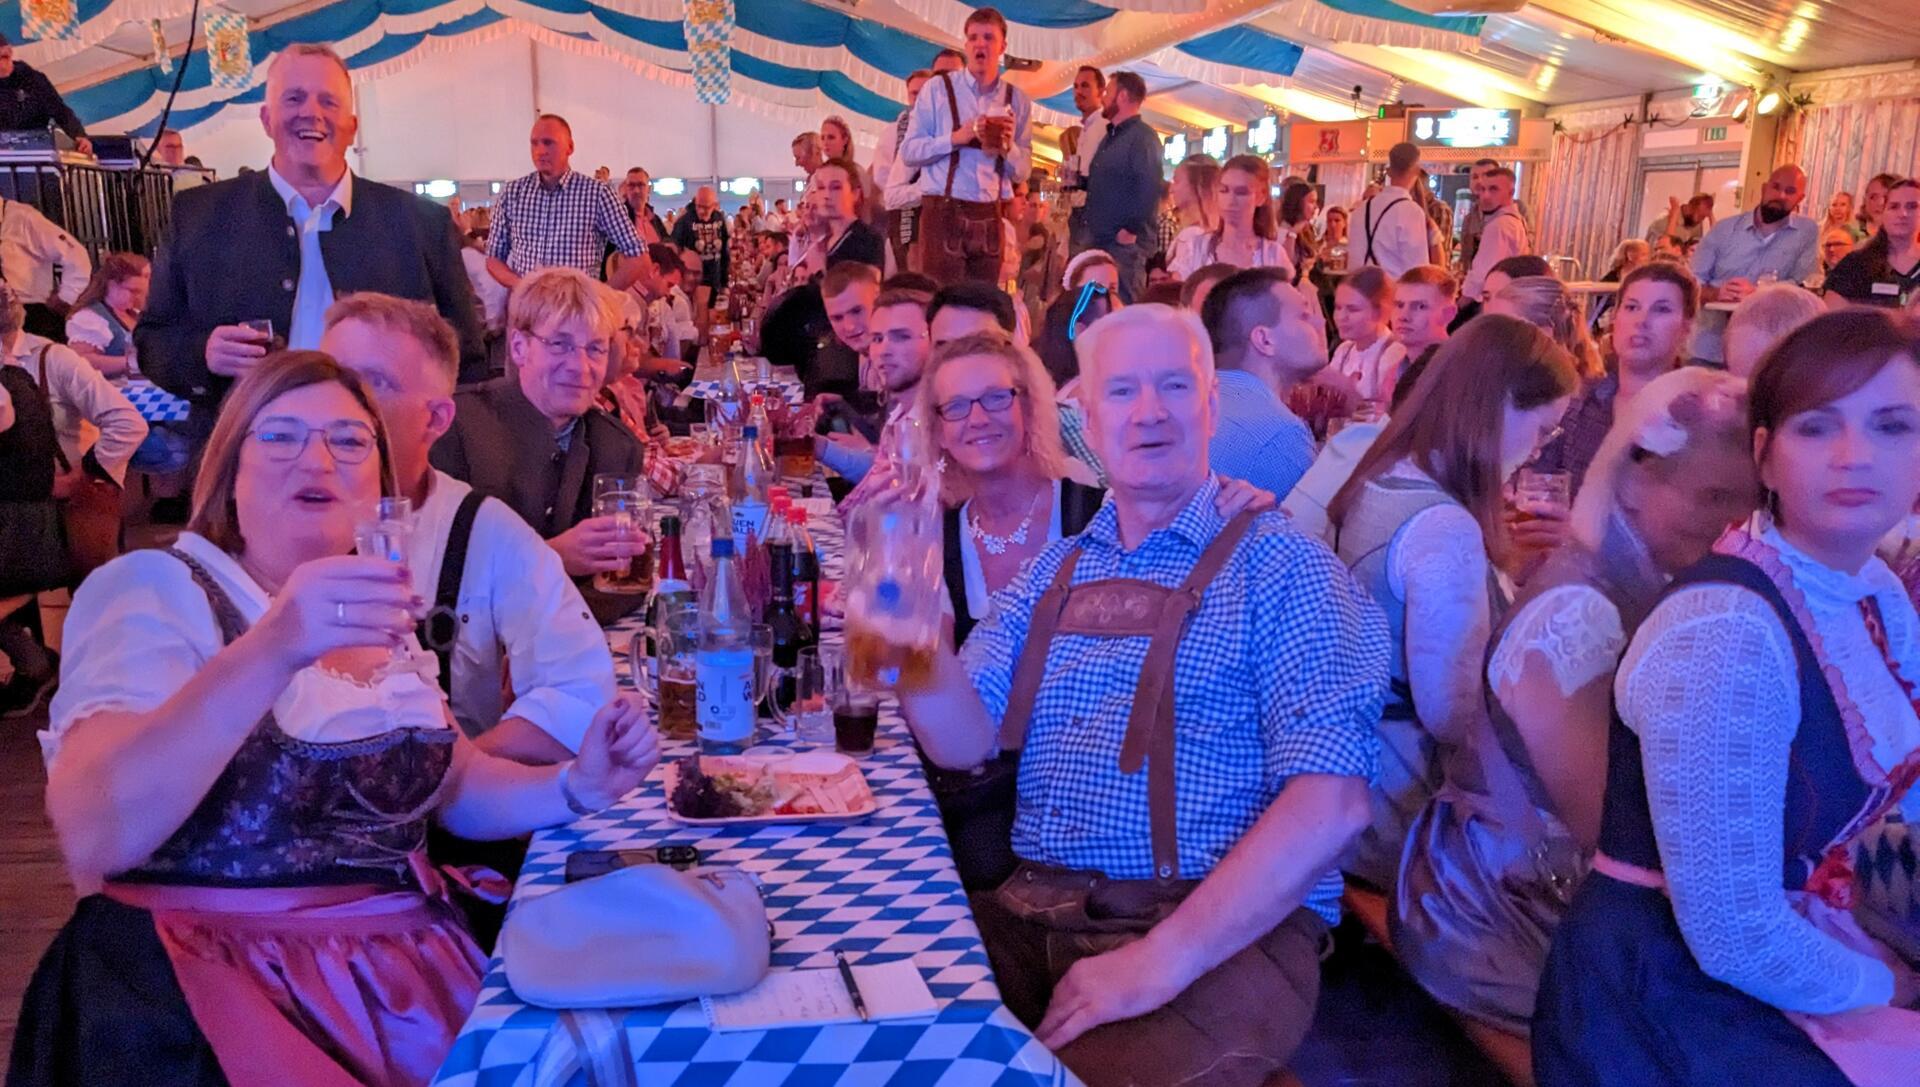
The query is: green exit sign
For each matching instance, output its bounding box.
[1706,125,1729,142]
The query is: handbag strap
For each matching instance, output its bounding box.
[33,344,72,474]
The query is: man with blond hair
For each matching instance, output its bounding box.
[140,42,485,417]
[431,267,646,623]
[322,292,613,764]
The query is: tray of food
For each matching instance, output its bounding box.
[664,751,879,825]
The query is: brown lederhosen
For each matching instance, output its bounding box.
[969,511,1324,1087]
[917,72,1007,285]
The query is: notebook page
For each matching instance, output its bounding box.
[702,960,937,1032]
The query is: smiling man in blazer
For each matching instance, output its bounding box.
[138,43,485,421]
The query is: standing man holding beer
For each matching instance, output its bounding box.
[898,7,1032,284]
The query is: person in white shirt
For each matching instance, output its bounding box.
[1461,167,1531,304]
[0,192,91,339]
[898,6,1033,283]
[1,282,145,485]
[1329,266,1406,405]
[1353,142,1432,279]
[872,69,935,275]
[319,292,614,765]
[1061,64,1107,253]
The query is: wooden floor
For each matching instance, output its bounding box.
[0,707,71,1060]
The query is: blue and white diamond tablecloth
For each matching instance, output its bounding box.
[121,377,192,422]
[433,486,1076,1087]
[688,377,805,407]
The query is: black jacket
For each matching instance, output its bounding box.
[137,170,487,405]
[944,480,1106,646]
[0,62,85,140]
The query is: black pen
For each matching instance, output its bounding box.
[834,950,870,1022]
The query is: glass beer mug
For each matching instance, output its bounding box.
[844,483,943,692]
[628,600,701,741]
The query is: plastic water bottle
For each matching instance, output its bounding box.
[730,424,773,542]
[696,536,756,754]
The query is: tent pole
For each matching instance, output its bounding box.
[709,105,719,190]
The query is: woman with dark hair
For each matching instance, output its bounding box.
[1823,177,1918,311]
[797,157,884,274]
[1329,315,1579,889]
[1165,155,1292,280]
[1529,260,1700,496]
[12,353,660,1087]
[1395,367,1756,1040]
[1535,308,1920,1085]
[1278,180,1320,283]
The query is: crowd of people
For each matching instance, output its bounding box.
[4,10,1920,1087]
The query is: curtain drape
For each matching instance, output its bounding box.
[1534,124,1638,282]
[1317,162,1370,220]
[1776,96,1920,212]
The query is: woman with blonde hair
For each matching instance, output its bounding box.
[1329,315,1579,890]
[1394,367,1757,1040]
[1487,275,1605,379]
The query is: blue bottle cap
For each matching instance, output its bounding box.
[710,536,735,558]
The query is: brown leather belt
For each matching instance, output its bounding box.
[1000,511,1256,881]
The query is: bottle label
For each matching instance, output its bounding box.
[732,500,768,542]
[695,646,756,742]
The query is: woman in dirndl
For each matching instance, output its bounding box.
[10,352,660,1087]
[1392,367,1757,1039]
[1533,308,1920,1086]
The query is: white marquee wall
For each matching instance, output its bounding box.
[171,33,829,189]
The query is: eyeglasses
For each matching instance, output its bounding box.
[936,387,1018,422]
[248,418,377,463]
[528,332,611,363]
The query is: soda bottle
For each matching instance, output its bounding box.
[763,542,811,708]
[696,536,756,754]
[785,503,821,633]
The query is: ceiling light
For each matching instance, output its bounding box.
[1731,96,1750,121]
[1756,90,1783,115]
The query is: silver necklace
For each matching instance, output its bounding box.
[968,487,1046,556]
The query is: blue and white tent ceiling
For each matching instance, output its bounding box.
[9,0,1919,143]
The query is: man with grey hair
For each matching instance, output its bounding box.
[891,302,1388,1087]
[140,41,486,414]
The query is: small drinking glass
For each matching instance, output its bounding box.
[823,648,881,757]
[242,318,275,348]
[354,496,415,660]
[1513,468,1573,521]
[770,647,833,744]
[750,623,775,709]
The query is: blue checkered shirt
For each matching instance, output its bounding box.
[959,476,1388,924]
[488,170,646,277]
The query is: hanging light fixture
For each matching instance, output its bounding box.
[1756,89,1783,115]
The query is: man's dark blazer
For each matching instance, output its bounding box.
[137,169,488,405]
[429,376,647,623]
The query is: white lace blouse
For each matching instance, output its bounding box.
[1165,225,1296,282]
[1382,460,1493,745]
[42,533,451,768]
[1615,524,1920,1014]
[1330,337,1408,405]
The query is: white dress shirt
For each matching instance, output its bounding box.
[1354,184,1431,279]
[408,470,615,751]
[44,532,451,768]
[4,332,146,483]
[1064,112,1106,207]
[0,196,90,307]
[899,70,1033,203]
[461,247,509,332]
[267,165,353,350]
[1462,203,1530,301]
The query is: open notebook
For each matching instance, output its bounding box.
[701,959,938,1032]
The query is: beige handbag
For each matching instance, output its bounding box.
[500,865,770,1009]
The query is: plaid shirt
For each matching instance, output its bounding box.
[489,170,645,277]
[1527,373,1616,495]
[960,476,1388,924]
